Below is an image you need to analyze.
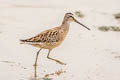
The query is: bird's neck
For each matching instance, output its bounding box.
[61,19,70,32]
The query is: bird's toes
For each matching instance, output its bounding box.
[56,60,66,65]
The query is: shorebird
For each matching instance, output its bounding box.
[20,13,90,66]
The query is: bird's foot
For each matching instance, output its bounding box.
[55,60,66,65]
[47,57,66,65]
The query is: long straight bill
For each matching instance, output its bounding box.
[73,18,90,30]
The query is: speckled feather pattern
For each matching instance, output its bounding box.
[20,27,68,50]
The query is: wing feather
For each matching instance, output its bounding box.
[20,28,60,43]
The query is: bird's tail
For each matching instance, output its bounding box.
[20,39,34,44]
[20,39,27,44]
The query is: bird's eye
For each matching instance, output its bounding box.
[67,16,73,18]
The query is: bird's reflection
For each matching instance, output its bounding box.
[32,66,52,80]
[33,65,65,80]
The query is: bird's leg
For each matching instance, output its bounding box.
[34,49,42,67]
[47,49,66,65]
[34,49,42,77]
[34,63,37,78]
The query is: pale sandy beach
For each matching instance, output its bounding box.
[0,0,120,80]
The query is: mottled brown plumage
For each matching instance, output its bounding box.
[21,27,66,50]
[20,13,90,68]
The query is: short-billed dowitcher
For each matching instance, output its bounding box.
[20,13,90,66]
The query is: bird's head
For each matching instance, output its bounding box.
[63,12,90,30]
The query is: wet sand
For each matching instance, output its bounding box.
[0,0,120,80]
